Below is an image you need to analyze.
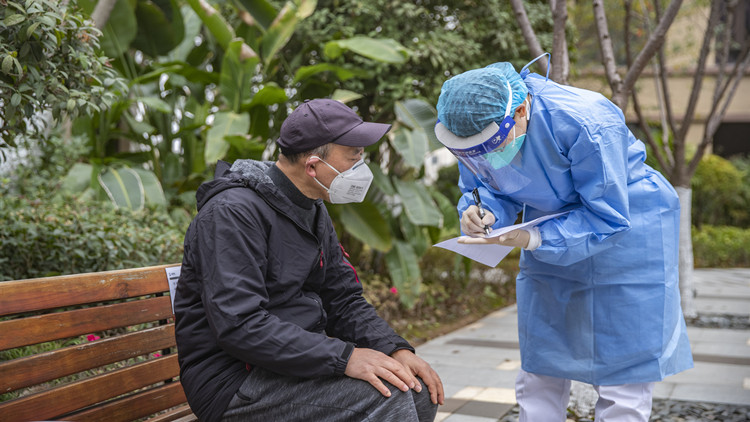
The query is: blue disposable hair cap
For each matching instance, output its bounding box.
[436,62,529,137]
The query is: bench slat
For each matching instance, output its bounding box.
[0,295,174,350]
[0,264,175,316]
[145,404,198,422]
[63,381,188,422]
[0,354,180,422]
[1,324,176,393]
[170,415,201,422]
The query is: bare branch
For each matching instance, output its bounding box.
[712,0,736,105]
[550,0,569,83]
[676,1,721,144]
[688,43,750,176]
[626,1,673,171]
[637,0,671,149]
[618,0,684,108]
[632,90,672,173]
[510,0,549,73]
[592,0,622,104]
[650,0,678,137]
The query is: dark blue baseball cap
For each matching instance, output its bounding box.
[277,99,391,155]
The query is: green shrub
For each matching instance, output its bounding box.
[0,0,125,153]
[692,155,750,228]
[692,225,750,268]
[0,195,184,281]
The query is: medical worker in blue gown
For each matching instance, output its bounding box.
[434,56,693,422]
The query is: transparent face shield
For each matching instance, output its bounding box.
[435,81,531,194]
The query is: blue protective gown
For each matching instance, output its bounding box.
[457,73,693,385]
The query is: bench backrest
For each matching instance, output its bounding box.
[0,264,194,422]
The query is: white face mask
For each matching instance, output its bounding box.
[311,156,374,204]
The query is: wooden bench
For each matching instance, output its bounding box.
[0,264,197,422]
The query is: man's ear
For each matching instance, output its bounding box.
[304,156,319,178]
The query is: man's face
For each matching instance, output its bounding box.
[314,144,364,178]
[307,144,365,201]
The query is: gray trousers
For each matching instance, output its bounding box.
[221,367,438,422]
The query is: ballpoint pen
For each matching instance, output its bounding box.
[472,188,492,236]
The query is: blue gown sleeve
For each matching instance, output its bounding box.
[456,162,524,233]
[532,120,632,266]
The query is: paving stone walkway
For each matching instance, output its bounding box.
[416,268,750,421]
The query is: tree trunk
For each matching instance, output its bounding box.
[675,186,696,319]
[550,0,569,83]
[510,0,549,73]
[91,0,118,30]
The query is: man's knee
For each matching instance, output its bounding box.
[411,378,438,422]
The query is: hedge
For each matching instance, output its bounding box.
[0,195,185,281]
[692,225,750,268]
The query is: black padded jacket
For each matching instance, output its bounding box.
[174,160,413,422]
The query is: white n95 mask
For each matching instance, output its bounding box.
[311,157,374,204]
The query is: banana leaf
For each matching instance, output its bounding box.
[385,240,421,308]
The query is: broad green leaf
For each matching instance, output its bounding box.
[394,99,435,129]
[369,163,395,196]
[78,0,137,57]
[26,21,41,38]
[393,179,443,227]
[390,128,428,169]
[184,0,235,49]
[131,168,167,207]
[399,213,430,258]
[130,64,183,85]
[224,134,251,148]
[2,55,21,76]
[394,99,440,148]
[247,105,270,143]
[339,201,392,252]
[124,112,156,136]
[245,83,287,108]
[385,240,421,309]
[323,42,344,60]
[61,163,93,193]
[205,111,251,164]
[293,63,363,83]
[137,96,171,114]
[430,188,461,238]
[132,0,185,57]
[296,0,316,18]
[130,62,218,86]
[224,134,266,161]
[166,4,202,62]
[98,167,144,210]
[2,14,25,26]
[235,0,277,31]
[324,37,409,64]
[260,3,298,66]
[331,89,362,103]
[221,39,260,112]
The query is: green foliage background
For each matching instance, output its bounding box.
[0,0,124,152]
[0,197,184,281]
[0,133,184,281]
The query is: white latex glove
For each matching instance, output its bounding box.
[460,205,496,237]
[458,228,531,249]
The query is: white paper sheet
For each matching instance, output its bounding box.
[165,265,181,313]
[433,212,568,267]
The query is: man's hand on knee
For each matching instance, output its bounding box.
[344,348,417,398]
[391,349,445,405]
